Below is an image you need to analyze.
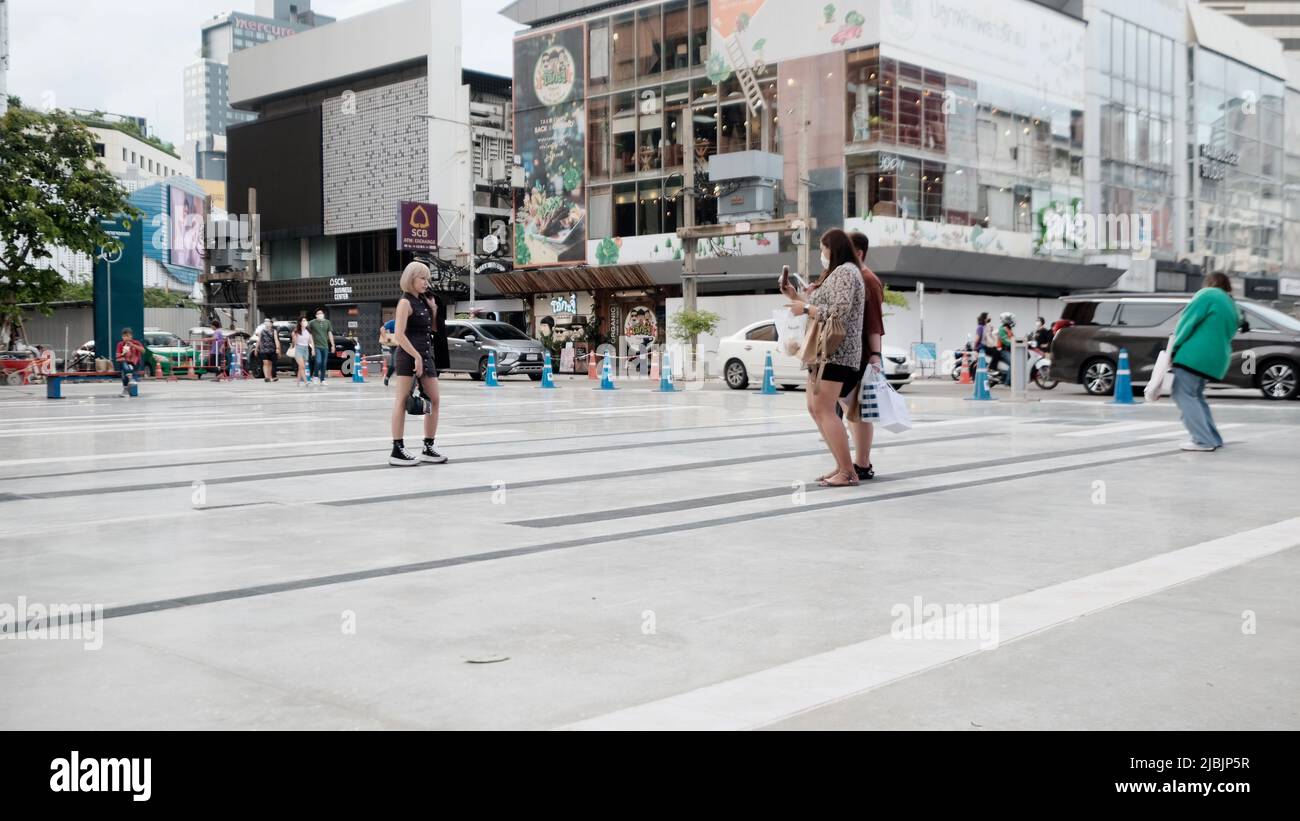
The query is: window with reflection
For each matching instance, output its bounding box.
[612,13,635,86]
[588,20,609,92]
[719,103,747,154]
[664,1,689,73]
[614,182,637,237]
[637,6,662,80]
[612,92,637,175]
[663,83,689,169]
[639,88,663,172]
[663,181,681,234]
[588,96,611,179]
[845,48,879,144]
[690,0,708,67]
[639,182,663,235]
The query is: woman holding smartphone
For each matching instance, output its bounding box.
[387,262,447,467]
[783,229,865,487]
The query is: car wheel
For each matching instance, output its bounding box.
[781,384,800,391]
[1081,358,1116,396]
[724,359,749,390]
[472,357,488,381]
[528,373,543,382]
[888,380,906,392]
[1257,359,1299,401]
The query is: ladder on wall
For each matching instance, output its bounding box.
[724,34,764,116]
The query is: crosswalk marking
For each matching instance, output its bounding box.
[563,516,1300,731]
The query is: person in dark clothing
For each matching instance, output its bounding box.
[388,262,447,466]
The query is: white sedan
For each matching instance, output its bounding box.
[715,319,914,391]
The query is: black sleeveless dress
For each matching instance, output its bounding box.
[394,293,438,378]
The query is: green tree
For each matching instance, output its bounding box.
[669,308,722,376]
[1,97,138,348]
[882,285,909,313]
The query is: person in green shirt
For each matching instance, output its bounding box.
[307,309,335,385]
[1170,273,1239,452]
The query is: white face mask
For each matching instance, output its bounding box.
[820,253,831,271]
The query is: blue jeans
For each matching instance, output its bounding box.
[1172,367,1223,448]
[312,347,329,382]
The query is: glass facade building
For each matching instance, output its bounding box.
[1096,12,1179,257]
[1189,47,1287,278]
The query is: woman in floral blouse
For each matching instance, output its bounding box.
[785,228,865,487]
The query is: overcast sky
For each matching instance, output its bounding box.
[6,0,520,148]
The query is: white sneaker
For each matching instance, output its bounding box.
[1180,441,1217,452]
[388,444,419,467]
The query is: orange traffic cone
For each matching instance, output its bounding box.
[649,351,660,381]
[959,349,973,385]
[186,359,197,380]
[155,360,164,380]
[587,351,598,380]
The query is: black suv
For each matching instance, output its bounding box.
[1050,294,1300,400]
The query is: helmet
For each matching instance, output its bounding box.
[1000,312,1016,327]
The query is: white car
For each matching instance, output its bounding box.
[715,319,914,391]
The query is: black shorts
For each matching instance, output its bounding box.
[812,363,860,399]
[258,351,278,363]
[395,349,438,379]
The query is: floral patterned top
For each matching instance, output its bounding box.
[808,263,865,369]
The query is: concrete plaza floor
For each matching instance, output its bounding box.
[1,372,1297,730]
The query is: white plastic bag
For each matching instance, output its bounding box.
[859,367,912,433]
[772,308,807,358]
[1144,335,1175,403]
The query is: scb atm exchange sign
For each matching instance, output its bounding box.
[397,201,439,252]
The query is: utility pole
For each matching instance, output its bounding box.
[682,106,697,315]
[0,0,9,116]
[797,87,811,280]
[248,187,260,328]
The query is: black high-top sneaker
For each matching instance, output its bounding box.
[420,439,448,464]
[389,440,419,467]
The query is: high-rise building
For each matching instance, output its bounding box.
[182,2,334,183]
[1202,1,1300,54]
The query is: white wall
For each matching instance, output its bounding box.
[229,0,436,106]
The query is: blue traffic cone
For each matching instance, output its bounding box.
[484,351,500,387]
[967,353,996,401]
[1110,349,1138,405]
[655,352,677,393]
[598,351,617,390]
[352,345,365,383]
[756,351,779,395]
[540,352,557,389]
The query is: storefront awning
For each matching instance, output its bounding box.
[866,247,1123,296]
[488,265,656,295]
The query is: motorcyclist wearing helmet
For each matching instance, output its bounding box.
[998,313,1017,351]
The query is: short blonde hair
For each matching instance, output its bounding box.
[400,261,431,295]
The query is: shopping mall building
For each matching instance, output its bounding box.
[498,0,1300,365]
[221,0,1299,366]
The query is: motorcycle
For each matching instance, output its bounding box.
[984,344,1058,390]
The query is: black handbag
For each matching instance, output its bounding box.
[405,381,432,416]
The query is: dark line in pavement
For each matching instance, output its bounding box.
[0,426,824,502]
[319,433,990,507]
[82,449,1176,625]
[0,417,810,482]
[505,439,1158,528]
